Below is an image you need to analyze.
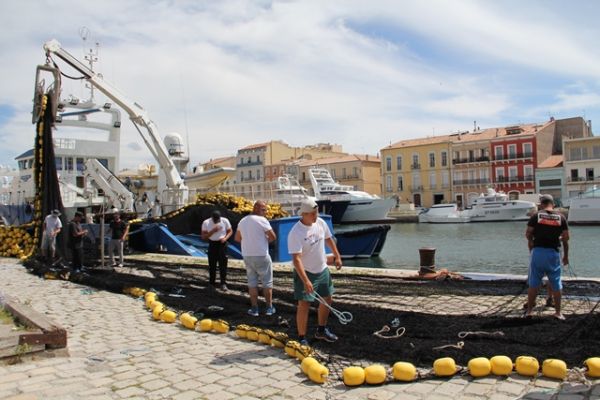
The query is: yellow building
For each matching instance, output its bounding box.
[381,137,453,207]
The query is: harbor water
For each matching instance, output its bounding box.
[343,222,600,278]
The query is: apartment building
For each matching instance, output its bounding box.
[536,155,564,203]
[563,135,600,198]
[381,117,592,208]
[381,136,453,207]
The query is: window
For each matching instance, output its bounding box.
[594,145,600,159]
[586,168,594,180]
[508,144,517,159]
[65,157,74,171]
[353,167,359,177]
[256,169,261,180]
[570,169,579,180]
[98,159,108,168]
[412,154,419,169]
[248,170,253,179]
[524,165,533,180]
[441,151,447,167]
[386,157,392,172]
[495,146,503,160]
[508,166,518,180]
[429,152,435,168]
[331,169,336,178]
[256,155,260,163]
[429,172,436,189]
[523,142,532,157]
[386,175,392,192]
[342,167,347,178]
[55,157,63,171]
[442,171,449,187]
[468,149,475,162]
[240,171,244,181]
[76,158,84,172]
[396,156,402,170]
[397,176,404,191]
[495,167,505,181]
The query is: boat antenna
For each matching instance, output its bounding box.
[179,71,191,172]
[79,26,99,102]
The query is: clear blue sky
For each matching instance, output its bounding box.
[1,0,598,170]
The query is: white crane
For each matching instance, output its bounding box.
[42,39,188,213]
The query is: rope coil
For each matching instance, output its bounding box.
[312,292,353,325]
[373,325,406,339]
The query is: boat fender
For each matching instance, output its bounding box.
[542,359,567,380]
[433,357,457,377]
[490,355,513,376]
[364,364,387,385]
[515,356,539,377]
[392,361,417,382]
[308,363,329,384]
[199,318,213,332]
[468,357,491,378]
[343,366,366,386]
[584,357,600,378]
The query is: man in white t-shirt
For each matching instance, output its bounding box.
[235,201,277,316]
[288,198,342,345]
[201,210,233,290]
[42,209,63,263]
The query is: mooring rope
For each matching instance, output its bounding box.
[372,325,406,339]
[313,292,353,325]
[458,330,505,339]
[432,341,464,351]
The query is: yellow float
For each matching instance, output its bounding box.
[585,357,600,377]
[212,319,229,334]
[343,366,366,387]
[364,364,387,385]
[152,306,165,320]
[433,357,457,377]
[295,344,312,361]
[301,357,320,375]
[258,329,274,345]
[160,310,177,323]
[392,361,417,382]
[285,341,300,358]
[199,319,213,332]
[235,324,249,339]
[515,356,539,377]
[271,332,288,348]
[542,359,567,380]
[246,327,260,342]
[468,357,491,378]
[308,363,329,384]
[179,313,198,330]
[490,356,513,376]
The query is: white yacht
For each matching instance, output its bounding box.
[467,188,537,222]
[418,188,536,223]
[308,167,395,223]
[567,186,600,224]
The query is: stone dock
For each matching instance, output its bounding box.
[0,257,598,400]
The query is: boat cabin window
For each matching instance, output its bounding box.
[55,157,63,171]
[77,158,84,172]
[98,159,109,169]
[66,157,74,171]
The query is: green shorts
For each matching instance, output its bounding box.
[293,268,335,302]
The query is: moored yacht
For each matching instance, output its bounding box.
[567,186,600,224]
[308,167,395,223]
[418,204,470,223]
[467,188,537,222]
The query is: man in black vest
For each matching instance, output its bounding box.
[525,194,569,320]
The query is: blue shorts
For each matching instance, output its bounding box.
[243,255,273,288]
[528,247,562,291]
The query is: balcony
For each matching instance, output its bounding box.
[409,185,424,193]
[452,178,490,186]
[452,156,490,165]
[494,175,534,183]
[338,174,360,180]
[236,160,263,167]
[567,176,600,183]
[411,163,421,170]
[492,152,534,162]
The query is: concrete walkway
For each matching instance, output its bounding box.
[0,258,598,400]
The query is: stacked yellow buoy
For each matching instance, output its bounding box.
[160,310,177,323]
[364,364,387,385]
[284,341,300,358]
[271,332,288,348]
[468,357,492,378]
[259,329,274,345]
[0,226,35,259]
[490,356,513,376]
[515,356,539,377]
[213,319,230,334]
[179,312,198,330]
[235,324,249,339]
[199,319,213,332]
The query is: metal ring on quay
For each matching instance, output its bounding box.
[312,291,353,325]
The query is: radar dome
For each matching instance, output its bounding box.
[164,132,185,156]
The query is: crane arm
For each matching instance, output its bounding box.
[84,159,135,212]
[43,40,187,208]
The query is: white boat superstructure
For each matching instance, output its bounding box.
[308,167,395,223]
[418,204,471,223]
[467,188,536,222]
[567,186,600,224]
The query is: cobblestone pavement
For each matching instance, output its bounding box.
[0,258,598,400]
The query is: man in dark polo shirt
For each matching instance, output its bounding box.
[525,194,569,320]
[109,213,129,267]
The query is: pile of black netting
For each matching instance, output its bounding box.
[23,257,600,371]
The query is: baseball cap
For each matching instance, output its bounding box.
[51,209,61,216]
[299,198,318,214]
[539,194,554,204]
